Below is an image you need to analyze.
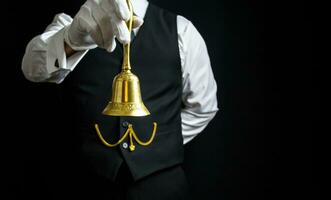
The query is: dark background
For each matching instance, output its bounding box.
[3,0,316,199]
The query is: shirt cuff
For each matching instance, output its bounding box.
[46,27,88,74]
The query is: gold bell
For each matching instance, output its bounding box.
[102,69,150,116]
[102,0,150,117]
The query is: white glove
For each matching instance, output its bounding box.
[64,0,143,52]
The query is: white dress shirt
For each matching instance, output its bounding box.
[21,0,219,144]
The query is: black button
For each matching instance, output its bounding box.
[122,121,129,127]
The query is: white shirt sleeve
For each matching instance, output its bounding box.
[21,13,88,84]
[177,16,219,144]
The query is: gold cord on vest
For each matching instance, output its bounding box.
[95,123,157,151]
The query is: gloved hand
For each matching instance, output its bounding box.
[64,0,143,52]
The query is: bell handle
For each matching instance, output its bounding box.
[122,0,134,71]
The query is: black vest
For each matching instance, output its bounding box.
[59,4,184,181]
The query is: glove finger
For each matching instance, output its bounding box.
[132,15,144,29]
[65,4,98,50]
[107,0,130,21]
[89,21,104,47]
[106,38,117,52]
[90,22,116,51]
[111,14,130,44]
[90,4,117,48]
[75,4,94,33]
